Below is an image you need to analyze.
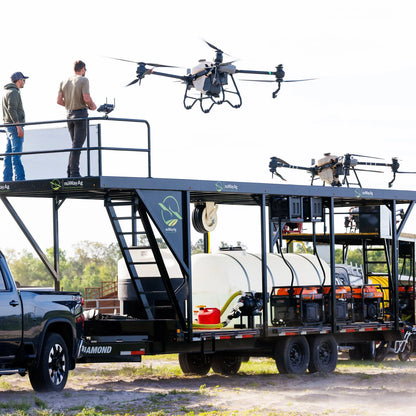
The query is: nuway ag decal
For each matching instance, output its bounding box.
[81,345,112,355]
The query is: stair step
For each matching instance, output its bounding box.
[126,246,152,250]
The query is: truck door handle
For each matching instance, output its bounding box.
[9,300,19,307]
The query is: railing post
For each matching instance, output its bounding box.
[86,117,91,177]
[97,123,102,176]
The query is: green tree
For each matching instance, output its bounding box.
[5,241,122,295]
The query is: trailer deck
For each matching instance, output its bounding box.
[1,116,415,374]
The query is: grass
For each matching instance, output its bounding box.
[2,355,414,416]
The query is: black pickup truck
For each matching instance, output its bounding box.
[0,251,83,392]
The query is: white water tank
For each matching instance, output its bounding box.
[117,249,330,325]
[191,251,331,325]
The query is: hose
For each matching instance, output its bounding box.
[192,290,244,329]
[220,290,243,317]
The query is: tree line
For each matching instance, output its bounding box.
[5,239,401,297]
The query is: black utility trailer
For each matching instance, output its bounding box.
[1,117,415,374]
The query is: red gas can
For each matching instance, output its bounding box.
[198,307,221,325]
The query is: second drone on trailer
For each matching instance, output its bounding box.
[111,41,315,113]
[269,153,416,188]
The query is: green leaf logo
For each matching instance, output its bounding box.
[50,180,61,191]
[160,196,182,227]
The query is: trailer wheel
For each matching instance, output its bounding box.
[178,352,211,375]
[374,341,391,362]
[398,338,414,362]
[28,333,69,392]
[211,353,242,375]
[308,335,338,373]
[348,342,375,360]
[275,336,310,374]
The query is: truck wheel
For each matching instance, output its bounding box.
[178,352,211,375]
[28,333,69,392]
[211,353,242,375]
[308,335,338,373]
[275,336,310,374]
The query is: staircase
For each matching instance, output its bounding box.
[105,193,186,329]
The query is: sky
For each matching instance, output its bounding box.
[1,0,416,255]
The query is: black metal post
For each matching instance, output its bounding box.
[329,197,337,332]
[390,200,399,330]
[53,197,61,291]
[260,194,269,335]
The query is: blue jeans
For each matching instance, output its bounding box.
[3,126,25,181]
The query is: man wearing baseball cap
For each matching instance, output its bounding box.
[2,71,29,181]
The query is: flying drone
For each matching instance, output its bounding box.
[111,41,315,113]
[269,153,416,188]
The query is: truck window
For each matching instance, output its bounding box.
[0,269,7,291]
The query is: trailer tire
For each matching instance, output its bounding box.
[178,352,211,375]
[308,335,338,373]
[374,341,391,362]
[348,342,375,360]
[211,353,242,375]
[275,336,310,374]
[28,332,69,392]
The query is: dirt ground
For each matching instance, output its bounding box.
[1,355,416,416]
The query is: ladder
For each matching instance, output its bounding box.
[105,193,186,329]
[362,239,391,281]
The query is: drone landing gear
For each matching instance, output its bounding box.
[182,75,242,113]
[342,167,362,188]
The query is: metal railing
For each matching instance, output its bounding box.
[0,116,152,178]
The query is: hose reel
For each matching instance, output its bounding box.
[192,202,218,233]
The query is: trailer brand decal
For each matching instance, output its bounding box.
[215,182,239,192]
[81,345,112,354]
[0,184,10,191]
[354,189,374,198]
[63,179,84,188]
[50,179,85,191]
[159,196,182,228]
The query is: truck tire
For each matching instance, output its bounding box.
[178,352,211,375]
[275,336,310,374]
[211,353,242,375]
[28,333,69,392]
[308,335,338,373]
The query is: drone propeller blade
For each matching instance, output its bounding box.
[109,57,138,64]
[348,153,384,160]
[241,78,317,83]
[109,57,179,68]
[144,62,179,69]
[241,79,275,83]
[204,40,222,52]
[126,78,140,87]
[275,157,291,165]
[353,168,384,174]
[283,78,318,83]
[203,39,231,56]
[396,170,416,174]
